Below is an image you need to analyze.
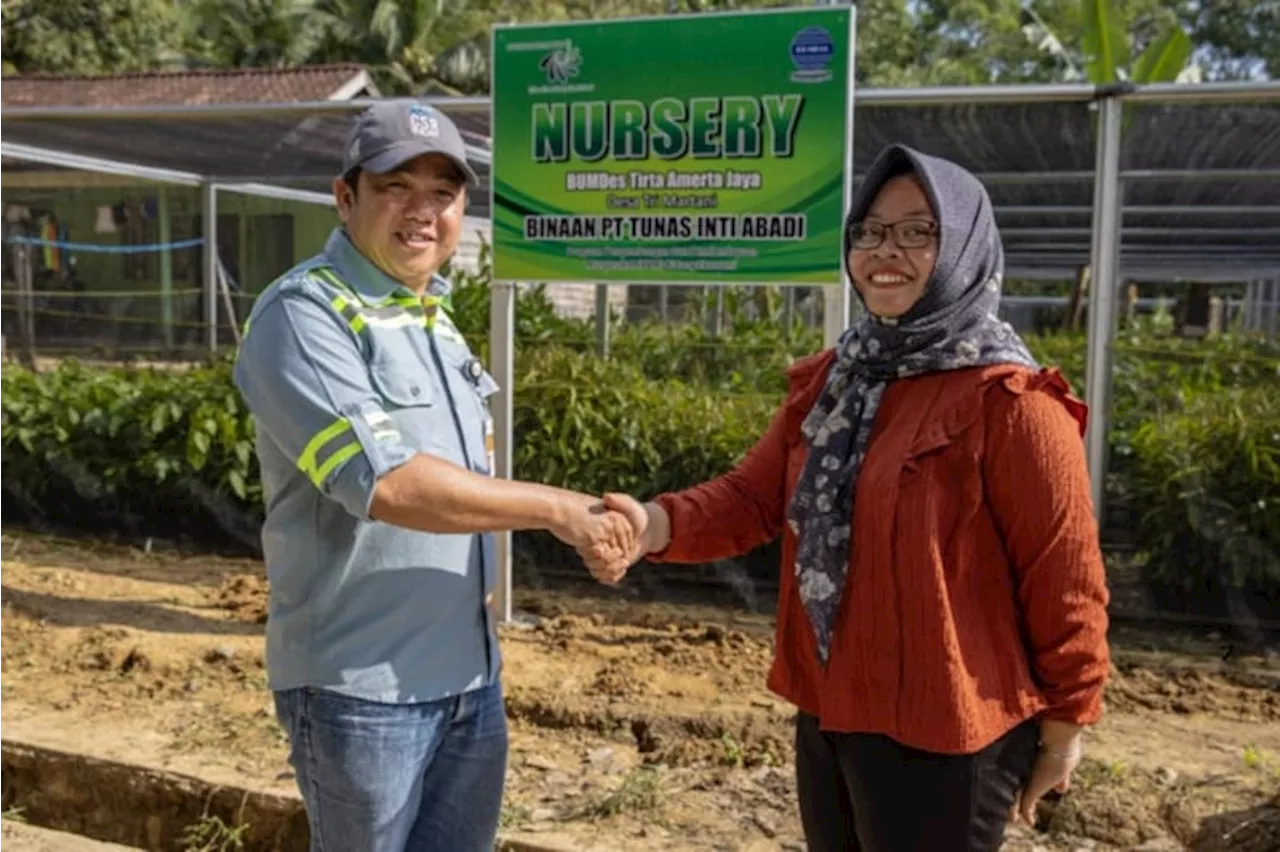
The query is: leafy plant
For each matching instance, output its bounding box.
[3,310,1276,617]
[1128,385,1279,618]
[1025,0,1196,86]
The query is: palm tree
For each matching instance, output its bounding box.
[182,0,326,68]
[301,0,487,93]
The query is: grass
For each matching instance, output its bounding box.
[498,804,531,829]
[178,814,250,852]
[568,766,668,821]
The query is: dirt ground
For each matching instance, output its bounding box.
[2,532,1278,851]
[2,818,143,852]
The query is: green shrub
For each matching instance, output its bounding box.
[0,348,778,552]
[3,319,1277,618]
[512,345,779,498]
[1127,385,1279,618]
[1,358,262,549]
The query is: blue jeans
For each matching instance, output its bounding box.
[274,681,508,852]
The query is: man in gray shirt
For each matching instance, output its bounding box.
[233,100,632,852]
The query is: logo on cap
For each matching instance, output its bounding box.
[409,105,440,138]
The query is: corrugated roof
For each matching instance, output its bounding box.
[0,65,373,108]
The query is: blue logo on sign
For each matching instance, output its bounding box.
[789,26,834,83]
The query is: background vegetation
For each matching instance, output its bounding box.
[4,252,1277,621]
[3,1,1276,93]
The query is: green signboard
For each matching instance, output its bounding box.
[490,8,855,285]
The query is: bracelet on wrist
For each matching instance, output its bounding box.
[1037,741,1082,762]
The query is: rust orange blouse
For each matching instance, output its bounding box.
[649,350,1111,755]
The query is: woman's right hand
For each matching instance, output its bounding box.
[1011,722,1084,826]
[573,493,670,581]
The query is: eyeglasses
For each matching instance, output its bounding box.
[848,219,938,250]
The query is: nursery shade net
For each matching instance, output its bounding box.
[852,97,1280,281]
[4,96,1280,276]
[1,104,493,215]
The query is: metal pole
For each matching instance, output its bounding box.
[996,204,1280,217]
[13,242,37,370]
[1,143,344,207]
[157,187,174,351]
[825,2,857,349]
[594,283,611,357]
[1264,278,1274,337]
[2,141,203,186]
[1084,95,1124,523]
[0,96,492,123]
[202,181,219,355]
[853,168,1280,184]
[489,281,516,624]
[4,80,1272,123]
[1119,79,1280,104]
[853,82,1096,106]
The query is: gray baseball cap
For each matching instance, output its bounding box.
[341,100,478,185]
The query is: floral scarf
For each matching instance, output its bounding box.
[786,144,1038,664]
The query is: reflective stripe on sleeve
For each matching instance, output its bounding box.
[297,418,361,489]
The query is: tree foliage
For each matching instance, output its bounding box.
[182,0,323,69]
[2,0,1273,89]
[1,0,185,75]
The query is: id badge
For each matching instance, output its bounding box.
[484,412,496,477]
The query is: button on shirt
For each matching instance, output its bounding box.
[233,228,501,704]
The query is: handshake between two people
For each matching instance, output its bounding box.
[546,492,670,585]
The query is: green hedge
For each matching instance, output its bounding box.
[3,320,1277,617]
[0,346,777,552]
[512,346,779,497]
[1,358,264,549]
[1127,385,1279,616]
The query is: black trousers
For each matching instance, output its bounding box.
[794,712,1038,852]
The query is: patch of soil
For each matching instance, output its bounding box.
[4,531,1280,851]
[1189,789,1280,852]
[1106,663,1280,722]
[215,575,269,624]
[1046,762,1280,851]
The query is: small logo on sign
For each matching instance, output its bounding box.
[409,105,440,138]
[789,26,834,83]
[539,42,582,85]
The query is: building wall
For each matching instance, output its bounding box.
[1,177,338,292]
[448,215,628,318]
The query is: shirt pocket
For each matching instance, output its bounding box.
[369,357,437,410]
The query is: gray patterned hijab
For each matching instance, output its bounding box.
[786,144,1037,664]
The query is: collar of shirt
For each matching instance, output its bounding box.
[324,227,452,307]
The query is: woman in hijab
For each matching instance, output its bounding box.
[591,144,1111,851]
